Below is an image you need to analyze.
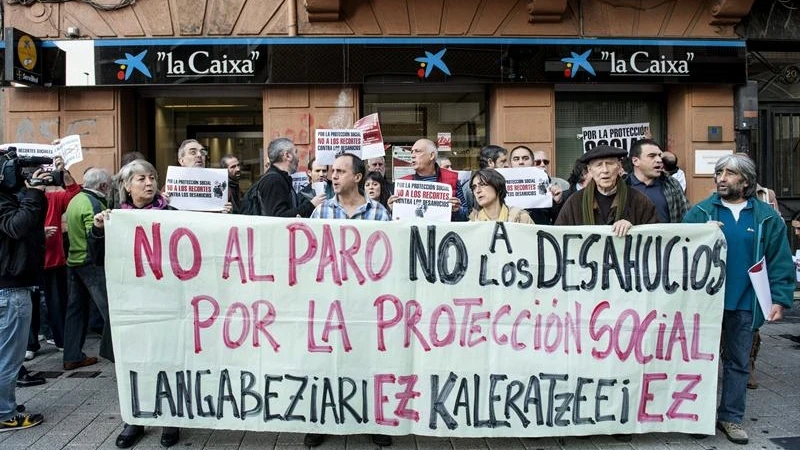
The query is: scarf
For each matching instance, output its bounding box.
[121,194,169,210]
[477,204,510,222]
[581,178,628,225]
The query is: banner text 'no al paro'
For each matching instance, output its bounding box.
[106,211,726,437]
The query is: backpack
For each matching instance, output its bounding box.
[239,175,268,216]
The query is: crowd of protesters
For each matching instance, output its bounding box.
[1,135,798,449]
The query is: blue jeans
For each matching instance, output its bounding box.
[0,288,33,421]
[717,309,753,424]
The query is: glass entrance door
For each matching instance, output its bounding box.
[193,129,263,191]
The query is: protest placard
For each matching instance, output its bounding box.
[164,166,228,212]
[392,146,415,181]
[1,134,84,169]
[354,113,385,160]
[581,123,649,153]
[315,129,363,165]
[437,132,452,152]
[392,180,452,222]
[291,172,309,193]
[57,135,84,168]
[495,167,553,209]
[107,212,725,437]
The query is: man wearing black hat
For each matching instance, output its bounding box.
[555,144,658,235]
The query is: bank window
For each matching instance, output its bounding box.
[363,87,487,179]
[555,92,664,180]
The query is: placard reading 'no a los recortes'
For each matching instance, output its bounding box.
[106,211,725,438]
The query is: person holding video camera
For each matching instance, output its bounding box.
[0,150,49,431]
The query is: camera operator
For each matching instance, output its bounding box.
[0,158,48,431]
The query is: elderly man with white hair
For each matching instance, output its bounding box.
[388,138,468,221]
[62,167,113,371]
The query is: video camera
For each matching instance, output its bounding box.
[0,147,64,191]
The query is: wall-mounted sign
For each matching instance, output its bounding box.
[95,44,267,85]
[694,149,733,175]
[4,27,43,86]
[87,38,746,86]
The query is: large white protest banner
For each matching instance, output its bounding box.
[164,166,228,212]
[495,167,552,209]
[1,134,84,168]
[107,211,725,438]
[315,129,363,165]
[354,114,385,160]
[581,123,649,153]
[392,180,452,222]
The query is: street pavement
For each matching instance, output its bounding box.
[3,301,800,450]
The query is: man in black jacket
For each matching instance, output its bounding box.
[257,138,325,217]
[0,163,48,431]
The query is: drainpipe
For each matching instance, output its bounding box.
[287,0,297,36]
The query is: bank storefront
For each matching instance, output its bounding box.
[3,36,745,200]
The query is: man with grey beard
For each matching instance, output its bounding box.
[255,138,324,217]
[683,153,794,445]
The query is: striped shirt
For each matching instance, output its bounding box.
[311,196,391,221]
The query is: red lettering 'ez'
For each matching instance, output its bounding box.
[373,373,421,426]
[637,372,701,423]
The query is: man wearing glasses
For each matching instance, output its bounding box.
[176,140,233,213]
[177,139,208,168]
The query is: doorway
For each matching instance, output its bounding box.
[150,93,263,189]
[191,127,263,191]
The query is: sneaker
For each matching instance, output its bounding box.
[0,413,44,432]
[45,339,56,346]
[717,421,748,445]
[37,334,45,341]
[24,351,35,361]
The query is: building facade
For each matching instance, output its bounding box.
[1,0,756,203]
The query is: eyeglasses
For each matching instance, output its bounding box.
[185,147,207,157]
[470,181,488,191]
[534,159,550,166]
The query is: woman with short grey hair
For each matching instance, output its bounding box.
[90,159,180,448]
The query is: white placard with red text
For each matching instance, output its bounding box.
[164,166,228,212]
[392,180,453,222]
[354,114,385,160]
[495,167,553,209]
[107,211,725,438]
[315,129,363,165]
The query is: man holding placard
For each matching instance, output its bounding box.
[683,153,794,445]
[173,141,233,213]
[388,138,468,221]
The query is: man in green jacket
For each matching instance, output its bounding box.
[63,168,112,371]
[683,153,794,445]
